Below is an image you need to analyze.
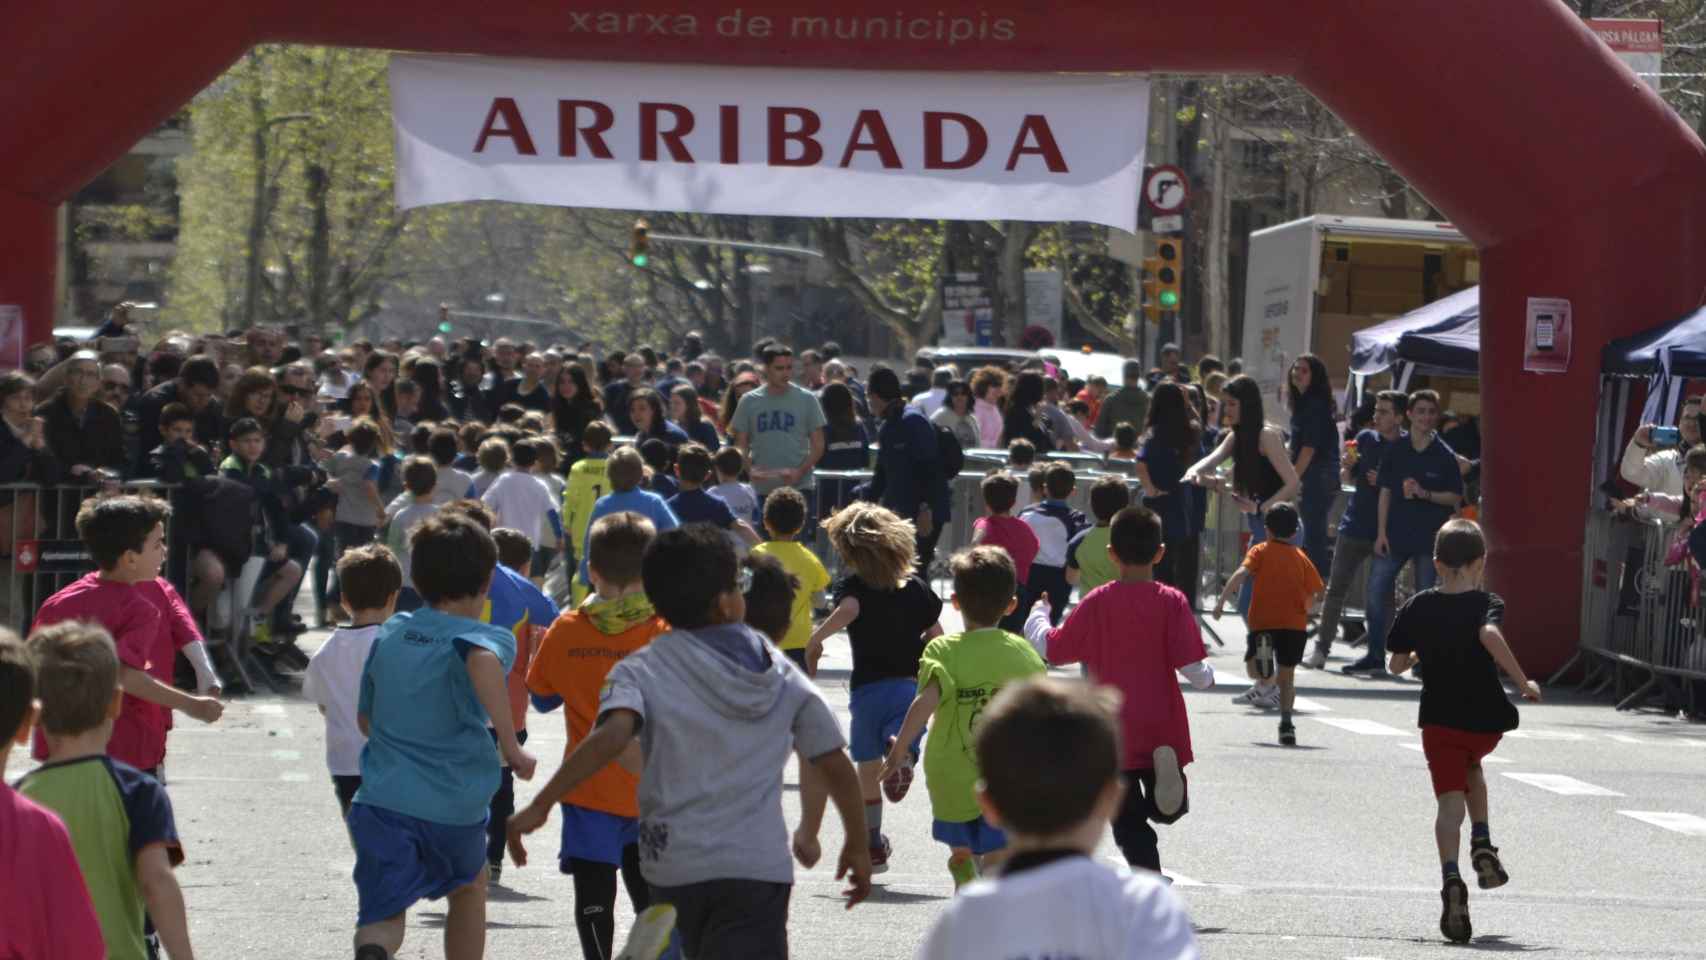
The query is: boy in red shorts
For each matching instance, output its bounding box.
[1385,518,1541,945]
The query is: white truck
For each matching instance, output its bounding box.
[1239,215,1478,399]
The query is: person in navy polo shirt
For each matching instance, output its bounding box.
[1311,390,1405,670]
[1348,389,1463,675]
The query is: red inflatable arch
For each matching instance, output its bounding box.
[4,0,1705,672]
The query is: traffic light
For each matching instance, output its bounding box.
[1156,239,1182,311]
[437,303,452,334]
[1141,256,1162,324]
[628,218,650,268]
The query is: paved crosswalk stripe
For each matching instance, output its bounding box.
[1502,772,1623,796]
[1310,717,1409,737]
[1503,729,1587,741]
[251,704,286,716]
[1605,734,1645,745]
[1618,811,1706,836]
[1291,696,1332,713]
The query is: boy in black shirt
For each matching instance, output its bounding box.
[1386,518,1541,945]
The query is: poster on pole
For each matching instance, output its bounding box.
[391,56,1149,231]
[942,273,992,346]
[1586,19,1663,95]
[1024,269,1063,346]
[0,305,22,371]
[1524,297,1572,374]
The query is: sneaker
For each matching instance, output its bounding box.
[1471,842,1508,889]
[1278,720,1297,746]
[1230,686,1267,706]
[250,621,274,650]
[1440,875,1472,943]
[1151,746,1185,818]
[868,833,891,875]
[881,737,915,803]
[354,946,390,960]
[616,904,678,960]
[1342,657,1386,676]
[1254,685,1282,709]
[488,860,503,886]
[273,642,310,671]
[1305,645,1328,670]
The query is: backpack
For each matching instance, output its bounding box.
[934,423,965,479]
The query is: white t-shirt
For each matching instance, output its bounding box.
[482,471,559,545]
[916,855,1199,960]
[301,625,381,776]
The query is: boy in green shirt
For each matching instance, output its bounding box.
[1066,476,1132,598]
[881,546,1046,889]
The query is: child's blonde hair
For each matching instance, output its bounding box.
[824,502,916,590]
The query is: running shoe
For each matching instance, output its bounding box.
[616,905,678,960]
[881,737,915,803]
[1305,645,1329,670]
[869,833,892,875]
[1151,746,1185,818]
[488,860,502,886]
[1278,720,1296,746]
[1471,842,1509,889]
[1440,876,1472,943]
[1230,686,1267,705]
[1254,685,1282,709]
[1342,658,1386,676]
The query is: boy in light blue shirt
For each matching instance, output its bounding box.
[350,512,535,960]
[578,446,680,589]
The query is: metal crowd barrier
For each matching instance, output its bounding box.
[1565,511,1706,713]
[0,480,181,636]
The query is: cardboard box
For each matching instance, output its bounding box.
[1312,312,1368,387]
[1351,265,1424,295]
[1350,290,1428,315]
[1349,243,1424,270]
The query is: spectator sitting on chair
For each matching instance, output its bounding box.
[221,417,312,661]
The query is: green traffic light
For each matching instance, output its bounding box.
[632,253,648,267]
[1159,290,1180,309]
[437,321,453,334]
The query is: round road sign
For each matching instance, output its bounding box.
[1145,165,1189,214]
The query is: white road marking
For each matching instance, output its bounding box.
[1291,696,1332,713]
[1310,717,1409,737]
[279,772,310,782]
[1162,869,1204,887]
[1395,742,1507,763]
[1619,811,1706,836]
[1503,729,1587,741]
[1502,772,1623,796]
[1605,734,1645,745]
[249,704,286,716]
[264,727,294,739]
[270,749,301,761]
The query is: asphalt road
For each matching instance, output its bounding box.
[12,592,1706,959]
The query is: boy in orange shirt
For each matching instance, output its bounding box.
[523,511,669,960]
[1213,502,1323,746]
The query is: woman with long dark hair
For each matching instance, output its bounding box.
[998,370,1056,453]
[817,381,869,471]
[669,384,719,452]
[363,350,399,420]
[1135,381,1202,593]
[1287,353,1341,577]
[627,387,690,450]
[718,371,761,437]
[1184,374,1299,614]
[552,364,604,465]
[409,356,451,423]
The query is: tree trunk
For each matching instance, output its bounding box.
[305,162,330,332]
[241,58,267,333]
[997,221,1038,346]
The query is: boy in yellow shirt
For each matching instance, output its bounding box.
[751,486,829,672]
[562,421,613,605]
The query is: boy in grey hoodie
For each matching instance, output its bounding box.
[507,524,871,959]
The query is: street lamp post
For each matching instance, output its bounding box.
[238,111,312,333]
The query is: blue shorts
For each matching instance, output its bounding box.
[558,803,640,874]
[848,677,923,763]
[932,815,1008,856]
[349,803,487,926]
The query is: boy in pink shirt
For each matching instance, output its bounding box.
[1024,504,1214,873]
[0,631,104,960]
[32,496,223,776]
[971,472,1039,633]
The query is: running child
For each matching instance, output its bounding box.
[810,502,944,873]
[525,512,670,960]
[882,546,1046,889]
[1385,518,1540,945]
[756,487,830,672]
[668,443,762,547]
[1066,475,1132,597]
[482,438,564,586]
[576,447,679,591]
[19,622,197,960]
[916,677,1201,960]
[303,545,402,819]
[1213,502,1323,745]
[970,472,1039,633]
[383,456,438,612]
[1108,422,1140,462]
[1020,462,1088,625]
[347,512,534,960]
[1006,439,1036,512]
[509,525,872,959]
[31,495,223,777]
[563,422,614,603]
[710,446,762,547]
[0,630,104,960]
[1025,506,1215,873]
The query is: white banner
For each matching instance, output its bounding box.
[390,55,1147,231]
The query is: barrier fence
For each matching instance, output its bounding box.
[1567,510,1706,713]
